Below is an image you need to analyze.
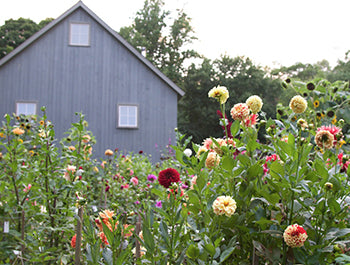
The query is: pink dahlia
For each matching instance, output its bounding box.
[230,103,250,122]
[158,168,180,188]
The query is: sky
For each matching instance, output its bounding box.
[2,0,350,69]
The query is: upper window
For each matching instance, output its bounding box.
[118,105,138,128]
[69,23,90,46]
[16,102,37,116]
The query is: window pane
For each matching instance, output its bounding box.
[16,102,36,116]
[118,105,137,127]
[70,23,89,46]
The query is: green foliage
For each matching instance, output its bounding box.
[0,17,53,59]
[118,0,198,86]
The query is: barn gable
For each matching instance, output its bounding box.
[0,1,184,160]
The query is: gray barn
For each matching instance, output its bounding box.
[0,1,184,160]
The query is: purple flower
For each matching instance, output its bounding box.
[181,183,189,189]
[135,201,140,205]
[155,201,162,208]
[147,174,157,183]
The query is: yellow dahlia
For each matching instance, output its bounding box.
[283,224,308,248]
[208,86,229,104]
[246,95,263,114]
[212,195,237,217]
[289,95,307,114]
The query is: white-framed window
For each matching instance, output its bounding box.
[16,102,37,116]
[69,23,90,46]
[117,104,138,128]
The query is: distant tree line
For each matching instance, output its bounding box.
[2,0,350,144]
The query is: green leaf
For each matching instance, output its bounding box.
[230,120,241,137]
[220,247,235,263]
[142,224,155,253]
[204,243,216,256]
[221,156,235,172]
[269,161,284,179]
[186,244,200,259]
[238,154,250,167]
[328,197,341,215]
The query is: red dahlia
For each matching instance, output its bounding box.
[158,168,180,188]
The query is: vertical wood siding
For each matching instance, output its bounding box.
[0,8,178,161]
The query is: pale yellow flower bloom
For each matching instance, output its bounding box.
[246,95,263,114]
[289,95,307,114]
[212,195,237,217]
[230,103,250,121]
[208,86,229,104]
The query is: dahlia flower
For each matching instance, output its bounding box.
[230,103,250,121]
[12,127,25,135]
[158,168,180,188]
[208,86,229,104]
[246,95,263,114]
[212,195,237,217]
[315,130,334,149]
[205,151,220,169]
[283,224,308,248]
[289,95,307,114]
[105,149,114,156]
[317,125,342,146]
[71,234,77,248]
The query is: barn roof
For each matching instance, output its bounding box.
[0,1,185,96]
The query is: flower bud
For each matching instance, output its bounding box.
[324,182,333,190]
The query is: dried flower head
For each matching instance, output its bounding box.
[289,95,307,114]
[246,95,263,114]
[212,195,237,217]
[208,86,229,104]
[283,224,308,248]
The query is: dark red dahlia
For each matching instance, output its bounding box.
[158,168,180,188]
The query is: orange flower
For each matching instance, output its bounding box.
[71,234,77,248]
[68,146,76,151]
[205,152,220,169]
[12,127,25,135]
[82,134,91,143]
[105,149,114,156]
[99,232,109,245]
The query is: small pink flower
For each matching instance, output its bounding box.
[23,184,32,193]
[129,169,134,176]
[131,177,139,186]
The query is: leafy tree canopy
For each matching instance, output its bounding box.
[0,17,53,59]
[119,0,198,86]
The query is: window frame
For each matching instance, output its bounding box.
[16,101,38,116]
[69,22,90,46]
[117,104,139,129]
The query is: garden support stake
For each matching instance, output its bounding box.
[74,207,83,265]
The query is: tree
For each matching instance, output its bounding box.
[178,58,219,143]
[0,17,53,59]
[119,0,198,86]
[271,60,330,81]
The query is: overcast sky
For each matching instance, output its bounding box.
[2,0,350,68]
